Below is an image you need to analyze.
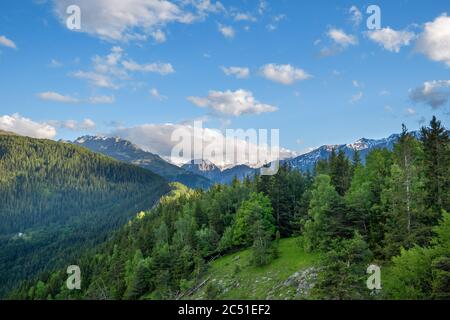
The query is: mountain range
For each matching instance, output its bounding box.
[284,131,420,172]
[73,131,420,186]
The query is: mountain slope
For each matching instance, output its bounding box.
[188,237,319,300]
[73,136,212,189]
[0,134,170,296]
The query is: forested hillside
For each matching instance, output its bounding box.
[0,133,170,297]
[73,136,212,189]
[8,117,450,300]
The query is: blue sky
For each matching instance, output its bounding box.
[0,0,449,165]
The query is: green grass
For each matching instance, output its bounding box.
[190,237,320,300]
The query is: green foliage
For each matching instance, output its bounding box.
[0,134,169,297]
[384,212,450,300]
[304,175,350,251]
[382,126,428,258]
[6,117,450,300]
[420,116,450,213]
[233,192,274,246]
[312,233,373,300]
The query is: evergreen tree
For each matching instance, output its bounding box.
[383,125,427,257]
[312,233,373,300]
[420,116,450,214]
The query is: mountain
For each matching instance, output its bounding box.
[182,160,256,184]
[0,129,18,136]
[284,131,421,172]
[0,133,170,296]
[73,136,212,189]
[182,159,222,181]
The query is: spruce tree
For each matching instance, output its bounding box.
[420,116,450,215]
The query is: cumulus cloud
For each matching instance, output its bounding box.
[0,35,17,49]
[410,80,450,109]
[319,28,357,57]
[260,64,311,85]
[112,121,296,167]
[367,27,415,52]
[187,89,277,116]
[221,66,250,79]
[218,24,235,38]
[37,92,79,103]
[52,0,225,42]
[327,28,357,47]
[122,60,174,75]
[416,14,450,67]
[0,114,56,139]
[72,71,118,89]
[72,47,173,89]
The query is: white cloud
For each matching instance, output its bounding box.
[72,71,118,89]
[350,92,363,104]
[150,29,167,43]
[416,14,450,67]
[49,118,96,131]
[48,59,63,68]
[150,88,167,100]
[37,92,79,103]
[221,66,250,79]
[72,47,173,89]
[0,114,56,139]
[89,95,115,104]
[38,91,115,105]
[122,60,174,75]
[405,107,417,116]
[258,0,267,15]
[349,6,362,27]
[218,24,235,38]
[410,80,450,109]
[327,28,357,47]
[234,13,256,22]
[187,89,277,116]
[260,64,311,85]
[52,0,225,42]
[352,80,363,88]
[0,35,17,49]
[319,28,358,57]
[367,27,415,52]
[112,121,295,167]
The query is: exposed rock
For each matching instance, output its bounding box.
[284,267,319,298]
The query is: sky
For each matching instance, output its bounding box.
[0,0,449,166]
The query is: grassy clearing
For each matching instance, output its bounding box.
[190,237,320,300]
